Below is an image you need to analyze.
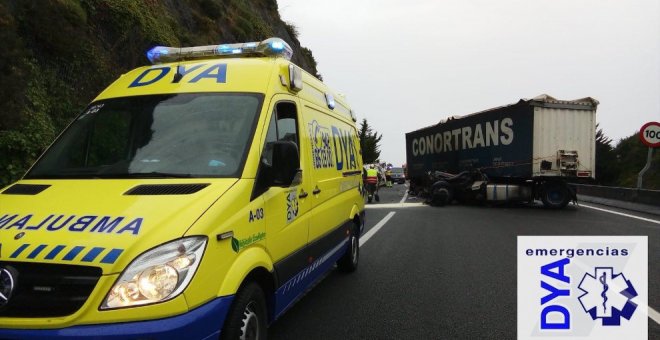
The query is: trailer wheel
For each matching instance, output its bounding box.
[541,183,570,209]
[431,182,453,207]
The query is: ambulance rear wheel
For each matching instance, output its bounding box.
[337,225,359,273]
[221,282,267,340]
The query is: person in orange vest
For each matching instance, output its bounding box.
[365,164,380,203]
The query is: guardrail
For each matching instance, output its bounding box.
[571,184,660,207]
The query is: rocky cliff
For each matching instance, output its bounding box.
[0,0,320,186]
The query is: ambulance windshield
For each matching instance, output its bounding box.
[26,93,263,179]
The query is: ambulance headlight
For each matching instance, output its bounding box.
[101,236,207,309]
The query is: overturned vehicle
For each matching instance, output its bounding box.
[405,94,598,209]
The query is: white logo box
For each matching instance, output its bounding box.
[517,236,648,340]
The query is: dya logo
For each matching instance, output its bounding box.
[308,120,334,169]
[578,267,638,326]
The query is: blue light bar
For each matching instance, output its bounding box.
[146,46,170,64]
[146,37,293,64]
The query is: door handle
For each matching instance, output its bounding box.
[312,187,321,195]
[299,189,308,199]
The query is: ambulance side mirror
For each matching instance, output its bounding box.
[269,141,301,187]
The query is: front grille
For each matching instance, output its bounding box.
[124,183,209,195]
[0,261,102,317]
[1,184,50,195]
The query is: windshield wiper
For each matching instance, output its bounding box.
[27,171,198,179]
[124,172,195,178]
[90,172,196,178]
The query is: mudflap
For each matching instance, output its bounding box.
[567,182,578,205]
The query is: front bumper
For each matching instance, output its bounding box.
[0,296,234,340]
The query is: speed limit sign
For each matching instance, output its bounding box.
[640,121,660,148]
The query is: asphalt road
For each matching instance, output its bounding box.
[268,184,659,339]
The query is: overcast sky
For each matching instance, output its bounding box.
[277,0,660,167]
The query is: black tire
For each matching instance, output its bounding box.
[367,195,372,203]
[337,225,359,272]
[430,182,453,207]
[221,282,267,340]
[541,183,570,209]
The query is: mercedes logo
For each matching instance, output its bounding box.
[0,267,16,308]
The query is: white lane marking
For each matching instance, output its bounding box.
[650,307,660,325]
[552,202,660,324]
[362,199,660,323]
[360,211,395,247]
[399,188,409,204]
[360,201,660,325]
[580,204,660,225]
[366,203,425,209]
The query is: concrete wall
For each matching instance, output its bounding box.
[573,184,660,207]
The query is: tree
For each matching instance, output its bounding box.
[358,118,382,164]
[595,124,618,185]
[614,132,660,189]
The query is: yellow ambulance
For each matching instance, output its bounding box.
[0,37,364,339]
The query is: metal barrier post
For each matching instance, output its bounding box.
[637,147,653,189]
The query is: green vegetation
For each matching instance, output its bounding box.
[300,47,323,80]
[0,0,320,188]
[358,119,383,164]
[595,126,659,190]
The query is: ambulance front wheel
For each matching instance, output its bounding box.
[221,282,267,340]
[337,225,359,273]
